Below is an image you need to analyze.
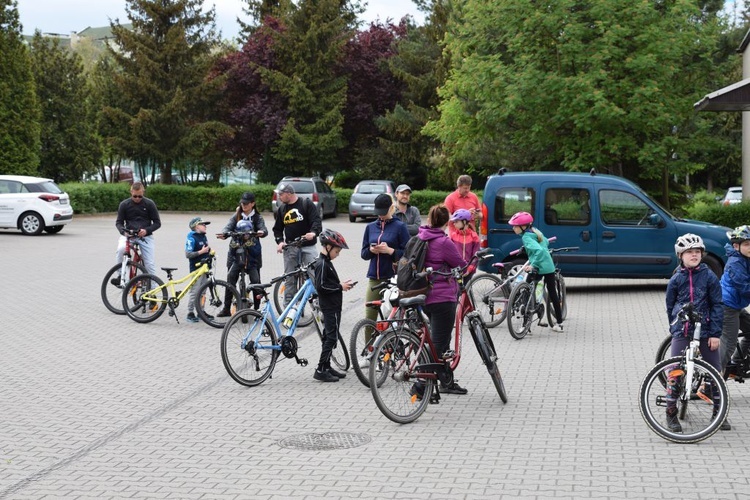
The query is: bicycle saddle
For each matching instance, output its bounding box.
[399,295,426,308]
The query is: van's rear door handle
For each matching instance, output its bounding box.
[581,231,591,242]
[602,231,615,238]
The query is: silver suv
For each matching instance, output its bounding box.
[272,176,338,218]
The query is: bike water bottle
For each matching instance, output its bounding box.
[283,306,298,328]
[535,281,544,302]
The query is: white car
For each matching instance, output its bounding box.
[722,186,743,206]
[0,175,74,235]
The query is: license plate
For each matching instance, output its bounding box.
[60,199,68,205]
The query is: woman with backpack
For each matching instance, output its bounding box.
[418,204,468,395]
[361,193,410,322]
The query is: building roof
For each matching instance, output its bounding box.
[694,77,750,112]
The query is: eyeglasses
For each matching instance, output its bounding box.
[131,195,143,199]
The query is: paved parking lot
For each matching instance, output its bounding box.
[2,211,750,499]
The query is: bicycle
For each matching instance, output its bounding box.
[639,303,729,443]
[121,250,240,328]
[221,261,350,387]
[465,246,527,328]
[368,249,507,424]
[222,230,265,312]
[349,278,419,388]
[101,230,146,315]
[272,237,315,327]
[506,245,577,340]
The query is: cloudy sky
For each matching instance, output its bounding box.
[17,0,425,39]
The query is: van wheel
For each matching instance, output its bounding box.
[703,255,723,279]
[503,258,526,280]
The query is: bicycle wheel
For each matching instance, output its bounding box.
[101,261,147,315]
[370,329,435,424]
[196,279,240,328]
[122,274,167,323]
[655,335,673,387]
[466,274,508,327]
[272,275,314,327]
[350,318,380,387]
[221,309,279,387]
[468,313,508,403]
[507,282,533,340]
[546,273,568,327]
[639,356,729,443]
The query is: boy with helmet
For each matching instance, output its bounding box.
[720,225,750,379]
[665,233,727,431]
[449,209,480,268]
[508,211,564,332]
[312,229,356,382]
[185,217,212,323]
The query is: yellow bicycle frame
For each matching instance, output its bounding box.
[137,252,215,305]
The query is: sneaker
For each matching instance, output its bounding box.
[186,312,199,323]
[440,381,468,395]
[409,383,425,400]
[358,356,370,371]
[538,319,548,327]
[110,276,122,286]
[551,323,564,333]
[327,366,347,379]
[313,369,339,382]
[217,309,232,318]
[666,410,682,432]
[204,314,215,321]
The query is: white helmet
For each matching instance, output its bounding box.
[674,233,705,256]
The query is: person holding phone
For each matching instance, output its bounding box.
[361,193,410,322]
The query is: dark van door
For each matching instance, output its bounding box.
[539,182,597,275]
[596,188,677,276]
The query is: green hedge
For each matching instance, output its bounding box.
[61,182,466,216]
[686,201,750,230]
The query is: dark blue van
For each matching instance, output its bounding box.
[479,171,730,278]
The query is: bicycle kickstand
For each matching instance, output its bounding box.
[168,303,180,324]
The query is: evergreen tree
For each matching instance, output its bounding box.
[256,0,362,178]
[30,33,101,183]
[0,0,40,175]
[106,0,223,184]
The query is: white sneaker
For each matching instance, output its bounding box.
[551,323,564,333]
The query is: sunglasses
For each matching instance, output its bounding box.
[131,195,143,199]
[240,201,254,205]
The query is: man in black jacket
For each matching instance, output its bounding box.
[115,182,161,275]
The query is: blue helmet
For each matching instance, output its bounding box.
[236,219,253,232]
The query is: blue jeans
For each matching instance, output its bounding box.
[116,234,156,275]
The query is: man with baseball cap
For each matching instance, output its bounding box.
[272,181,322,307]
[393,184,421,236]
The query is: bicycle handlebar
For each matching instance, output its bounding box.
[425,249,494,279]
[672,302,700,326]
[282,236,308,250]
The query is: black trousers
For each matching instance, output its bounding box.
[424,302,457,357]
[225,261,261,309]
[318,309,340,368]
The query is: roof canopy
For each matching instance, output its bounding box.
[694,77,750,112]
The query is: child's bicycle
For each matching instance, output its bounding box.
[638,303,729,443]
[121,251,240,328]
[465,246,527,327]
[222,230,265,311]
[101,230,146,315]
[368,249,507,424]
[505,245,577,339]
[220,261,350,387]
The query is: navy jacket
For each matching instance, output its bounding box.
[361,217,410,280]
[666,262,723,339]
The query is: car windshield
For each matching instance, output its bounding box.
[357,184,387,194]
[727,189,742,200]
[284,181,313,194]
[24,181,63,194]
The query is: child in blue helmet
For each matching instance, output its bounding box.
[185,217,212,323]
[720,225,750,379]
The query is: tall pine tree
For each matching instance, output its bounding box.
[0,0,40,175]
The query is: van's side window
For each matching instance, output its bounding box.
[600,190,654,226]
[495,188,534,222]
[544,188,590,226]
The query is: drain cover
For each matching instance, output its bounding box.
[278,432,371,451]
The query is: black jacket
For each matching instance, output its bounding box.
[313,253,342,311]
[115,197,161,235]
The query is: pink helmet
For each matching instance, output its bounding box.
[450,209,473,222]
[509,211,533,226]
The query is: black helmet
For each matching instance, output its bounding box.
[319,229,348,249]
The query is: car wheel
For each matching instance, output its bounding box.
[44,225,64,234]
[332,202,338,218]
[319,205,325,219]
[349,214,356,223]
[703,254,723,279]
[19,211,44,235]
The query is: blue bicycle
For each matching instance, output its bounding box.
[220,261,350,387]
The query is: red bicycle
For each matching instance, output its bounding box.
[101,231,146,314]
[369,249,507,424]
